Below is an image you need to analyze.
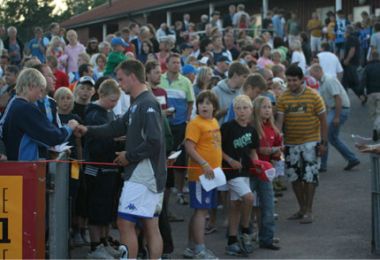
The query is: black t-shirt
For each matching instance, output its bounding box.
[221,120,260,180]
[73,102,87,121]
[344,35,360,66]
[58,113,82,159]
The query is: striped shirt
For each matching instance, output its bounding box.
[277,87,325,145]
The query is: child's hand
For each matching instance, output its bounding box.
[202,164,215,179]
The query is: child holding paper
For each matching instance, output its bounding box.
[221,95,259,256]
[183,90,222,259]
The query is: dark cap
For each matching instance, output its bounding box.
[180,43,193,51]
[216,56,231,64]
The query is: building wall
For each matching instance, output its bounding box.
[76,27,90,45]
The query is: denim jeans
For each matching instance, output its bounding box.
[250,176,275,245]
[321,108,358,169]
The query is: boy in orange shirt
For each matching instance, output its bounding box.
[183,91,222,259]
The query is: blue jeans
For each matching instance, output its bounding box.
[321,108,358,169]
[250,176,275,245]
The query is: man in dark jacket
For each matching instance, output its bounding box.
[362,51,380,140]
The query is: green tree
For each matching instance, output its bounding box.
[0,0,55,41]
[60,0,107,19]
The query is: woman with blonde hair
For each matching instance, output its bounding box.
[251,95,282,250]
[193,66,213,97]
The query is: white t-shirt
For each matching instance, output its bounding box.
[113,90,130,116]
[317,51,343,78]
[291,51,306,73]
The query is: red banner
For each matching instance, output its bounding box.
[0,162,46,259]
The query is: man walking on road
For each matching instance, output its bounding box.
[309,64,360,172]
[276,65,328,224]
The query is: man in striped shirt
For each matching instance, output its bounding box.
[276,65,328,224]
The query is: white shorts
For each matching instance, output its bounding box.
[228,177,251,201]
[310,36,321,52]
[217,184,229,191]
[118,181,163,219]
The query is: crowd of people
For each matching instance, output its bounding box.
[0,3,380,259]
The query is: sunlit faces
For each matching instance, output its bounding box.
[286,75,303,94]
[56,93,74,113]
[28,85,44,102]
[75,84,94,103]
[259,98,272,121]
[167,57,181,74]
[41,65,56,93]
[244,86,263,101]
[234,101,253,123]
[147,65,162,85]
[197,98,215,119]
[99,94,120,110]
[117,69,133,94]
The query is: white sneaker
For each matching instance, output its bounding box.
[105,244,120,258]
[193,248,218,259]
[87,244,114,259]
[81,231,91,245]
[119,245,128,260]
[182,247,194,259]
[72,232,85,247]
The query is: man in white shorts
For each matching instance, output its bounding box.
[76,60,166,259]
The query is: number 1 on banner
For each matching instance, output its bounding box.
[0,218,10,243]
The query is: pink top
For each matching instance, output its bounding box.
[64,42,86,73]
[257,57,274,69]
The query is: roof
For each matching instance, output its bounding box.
[61,0,205,28]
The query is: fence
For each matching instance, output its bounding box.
[371,154,380,255]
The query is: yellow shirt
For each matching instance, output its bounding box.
[327,22,336,40]
[307,19,323,37]
[277,87,326,145]
[185,116,222,181]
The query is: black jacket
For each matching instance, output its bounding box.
[84,103,121,164]
[362,59,380,94]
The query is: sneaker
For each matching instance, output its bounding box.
[225,242,247,257]
[194,248,218,259]
[240,233,254,254]
[251,231,259,242]
[344,160,360,171]
[119,245,129,260]
[259,243,280,250]
[81,231,91,245]
[182,247,194,259]
[177,193,188,205]
[273,237,280,244]
[105,244,120,258]
[204,225,217,235]
[87,244,114,259]
[274,213,279,220]
[161,253,171,259]
[72,232,85,247]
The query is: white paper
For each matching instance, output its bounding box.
[265,168,276,182]
[199,167,227,192]
[168,150,182,160]
[49,142,72,153]
[274,160,285,177]
[351,134,372,145]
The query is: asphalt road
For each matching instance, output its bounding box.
[72,91,379,259]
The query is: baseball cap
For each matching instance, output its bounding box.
[111,37,129,47]
[182,64,197,75]
[216,56,231,64]
[78,76,95,86]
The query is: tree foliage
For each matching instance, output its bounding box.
[0,0,55,41]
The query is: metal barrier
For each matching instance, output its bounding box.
[47,152,70,259]
[371,154,380,255]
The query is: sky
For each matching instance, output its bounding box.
[53,0,68,14]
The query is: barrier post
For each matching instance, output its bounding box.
[48,152,70,259]
[371,154,380,255]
